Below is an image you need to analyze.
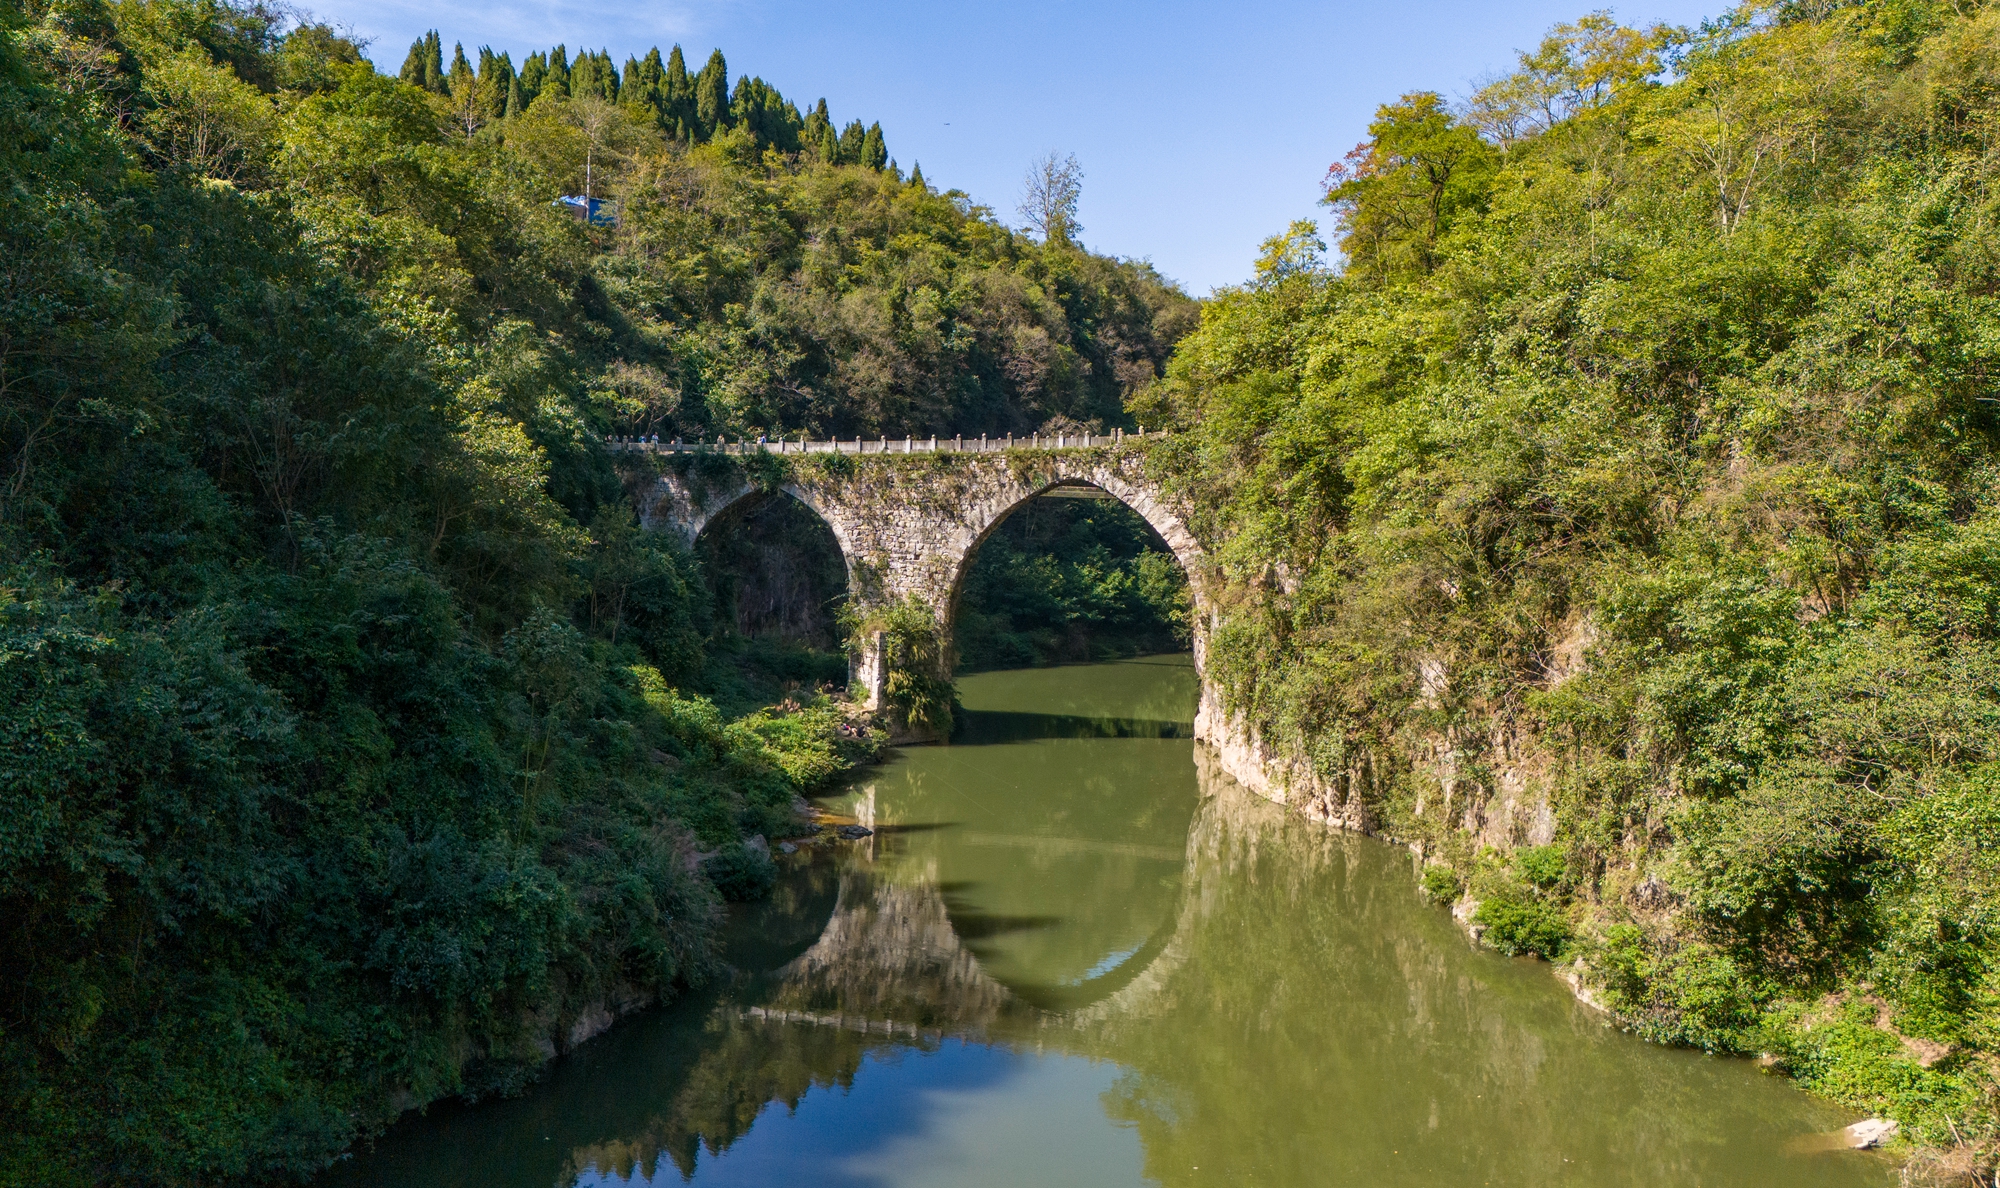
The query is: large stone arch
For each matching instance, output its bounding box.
[936,462,1212,676]
[638,447,1213,735]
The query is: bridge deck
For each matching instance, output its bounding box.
[606,429,1158,455]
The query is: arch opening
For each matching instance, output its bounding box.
[692,489,852,711]
[949,480,1194,675]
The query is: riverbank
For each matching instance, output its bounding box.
[319,657,1887,1188]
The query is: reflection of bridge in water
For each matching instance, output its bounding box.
[739,745,1258,1046]
[329,734,1868,1188]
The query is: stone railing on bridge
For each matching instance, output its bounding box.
[604,427,1158,455]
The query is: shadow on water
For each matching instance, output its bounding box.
[952,708,1192,743]
[319,656,1896,1188]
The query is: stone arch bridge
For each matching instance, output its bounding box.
[621,435,1211,728]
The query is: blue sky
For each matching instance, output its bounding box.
[318,0,1727,294]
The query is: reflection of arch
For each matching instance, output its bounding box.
[754,744,1243,1035]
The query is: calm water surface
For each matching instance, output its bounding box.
[322,656,1892,1187]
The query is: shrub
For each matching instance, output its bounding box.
[703,844,777,902]
[1513,844,1567,891]
[1421,864,1462,903]
[1474,896,1571,959]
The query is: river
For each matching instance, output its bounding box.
[320,655,1891,1187]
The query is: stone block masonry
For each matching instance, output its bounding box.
[623,438,1209,732]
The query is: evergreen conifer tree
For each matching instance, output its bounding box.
[397,36,428,87]
[482,49,514,119]
[547,45,570,99]
[622,50,664,124]
[837,119,865,163]
[862,121,886,170]
[422,30,444,94]
[592,50,619,102]
[664,46,694,140]
[519,51,546,106]
[695,49,728,138]
[909,161,925,189]
[505,74,524,118]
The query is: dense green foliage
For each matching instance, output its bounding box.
[1142,0,2000,1162]
[955,495,1191,671]
[0,0,1199,1179]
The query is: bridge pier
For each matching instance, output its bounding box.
[853,629,889,711]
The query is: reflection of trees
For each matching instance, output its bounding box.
[331,741,1869,1188]
[558,1014,880,1183]
[1087,750,1865,1188]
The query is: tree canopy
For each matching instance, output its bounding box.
[0,3,1195,1183]
[1142,0,2000,1158]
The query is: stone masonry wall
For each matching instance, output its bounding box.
[637,444,1215,715]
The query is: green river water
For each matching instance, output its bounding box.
[321,655,1892,1187]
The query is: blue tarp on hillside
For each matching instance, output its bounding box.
[557,195,617,227]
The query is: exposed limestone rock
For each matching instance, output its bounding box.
[1845,1118,1899,1149]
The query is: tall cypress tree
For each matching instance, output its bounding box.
[397,36,428,87]
[802,97,830,152]
[694,49,728,139]
[448,42,474,94]
[422,30,444,94]
[909,161,926,189]
[505,74,525,118]
[547,45,570,98]
[519,51,546,107]
[481,49,514,119]
[861,121,887,170]
[584,50,617,102]
[837,119,864,164]
[664,46,693,139]
[622,49,664,124]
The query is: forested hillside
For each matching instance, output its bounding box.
[0,0,1192,1182]
[1142,2,2000,1172]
